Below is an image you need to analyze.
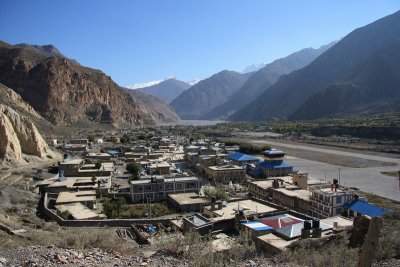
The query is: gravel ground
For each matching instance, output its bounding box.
[0,245,191,267]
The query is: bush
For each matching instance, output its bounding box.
[95,161,102,169]
[126,162,141,178]
[59,210,73,220]
[156,231,257,267]
[120,134,131,143]
[203,186,229,201]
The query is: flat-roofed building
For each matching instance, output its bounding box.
[168,192,211,212]
[271,188,311,215]
[247,180,275,199]
[55,203,102,220]
[130,176,201,203]
[182,213,213,235]
[202,164,246,183]
[85,153,111,161]
[310,185,354,218]
[59,159,113,177]
[59,159,85,176]
[256,233,298,254]
[56,190,97,209]
[203,199,277,221]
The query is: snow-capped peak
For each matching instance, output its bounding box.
[241,63,267,74]
[128,76,176,90]
[187,77,205,86]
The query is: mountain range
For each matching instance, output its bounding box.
[170,70,250,120]
[201,42,335,120]
[135,78,191,103]
[0,41,180,128]
[229,10,400,121]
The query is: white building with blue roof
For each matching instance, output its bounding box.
[252,149,294,178]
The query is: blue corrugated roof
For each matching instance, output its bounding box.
[228,152,260,162]
[344,199,390,217]
[257,161,293,169]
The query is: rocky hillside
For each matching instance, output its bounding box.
[229,10,400,121]
[202,43,335,120]
[170,70,249,120]
[0,82,54,134]
[123,88,180,123]
[291,38,400,119]
[0,104,48,162]
[137,78,191,103]
[0,41,165,126]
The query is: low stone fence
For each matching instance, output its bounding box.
[43,193,172,227]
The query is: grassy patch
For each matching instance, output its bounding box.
[102,197,175,218]
[380,171,399,177]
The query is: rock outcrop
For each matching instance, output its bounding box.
[0,42,166,126]
[0,104,48,161]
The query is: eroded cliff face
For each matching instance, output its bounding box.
[0,42,168,126]
[0,104,48,161]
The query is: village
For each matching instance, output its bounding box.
[31,127,391,260]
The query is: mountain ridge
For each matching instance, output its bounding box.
[201,42,335,120]
[229,10,400,121]
[170,70,249,120]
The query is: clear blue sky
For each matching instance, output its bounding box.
[0,1,399,86]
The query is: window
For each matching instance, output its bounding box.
[319,195,323,201]
[336,196,342,204]
[336,208,342,215]
[186,182,196,189]
[145,185,152,191]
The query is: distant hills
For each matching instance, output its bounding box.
[122,88,180,123]
[134,78,191,103]
[0,41,179,127]
[201,43,335,120]
[229,10,400,121]
[170,70,250,120]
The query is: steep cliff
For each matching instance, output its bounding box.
[0,42,159,126]
[0,104,48,161]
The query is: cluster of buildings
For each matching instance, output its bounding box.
[38,134,390,254]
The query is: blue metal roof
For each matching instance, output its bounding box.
[228,152,260,162]
[257,161,293,169]
[242,221,273,231]
[344,199,390,217]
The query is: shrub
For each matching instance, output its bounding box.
[126,162,141,178]
[203,186,229,201]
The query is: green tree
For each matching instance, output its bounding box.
[126,162,141,179]
[120,134,131,144]
[95,161,102,169]
[87,135,95,143]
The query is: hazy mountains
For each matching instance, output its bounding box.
[0,41,179,127]
[122,88,180,123]
[230,10,400,121]
[133,78,191,103]
[170,70,250,120]
[201,43,335,120]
